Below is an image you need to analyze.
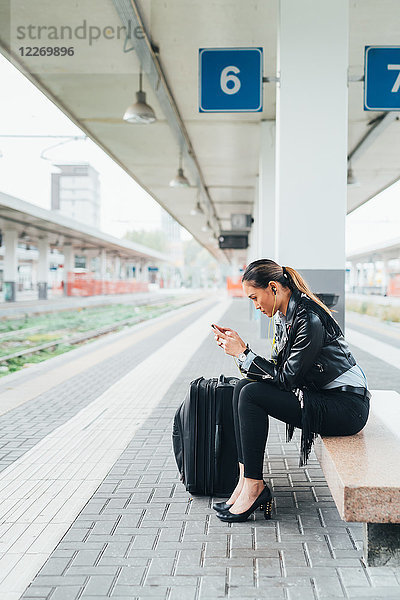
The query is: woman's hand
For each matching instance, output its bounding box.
[212,324,247,357]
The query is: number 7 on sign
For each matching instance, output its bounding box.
[387,64,400,92]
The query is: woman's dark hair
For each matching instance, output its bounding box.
[241,259,332,315]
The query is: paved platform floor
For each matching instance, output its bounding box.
[0,295,399,599]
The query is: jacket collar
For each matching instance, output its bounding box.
[283,288,301,326]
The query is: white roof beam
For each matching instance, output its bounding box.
[112,0,220,238]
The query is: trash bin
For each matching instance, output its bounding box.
[4,281,16,302]
[315,293,339,309]
[37,282,48,300]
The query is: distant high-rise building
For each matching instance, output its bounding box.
[161,211,184,282]
[51,163,101,228]
[161,210,181,243]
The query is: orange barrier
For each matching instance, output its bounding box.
[66,273,149,296]
[388,273,400,297]
[226,276,245,297]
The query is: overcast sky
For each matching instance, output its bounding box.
[0,53,399,254]
[0,53,164,240]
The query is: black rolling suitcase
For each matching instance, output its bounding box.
[172,374,240,496]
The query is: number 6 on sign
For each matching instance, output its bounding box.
[199,47,263,112]
[220,66,241,95]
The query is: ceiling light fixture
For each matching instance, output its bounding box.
[123,71,157,124]
[169,151,190,187]
[190,201,204,216]
[347,164,359,186]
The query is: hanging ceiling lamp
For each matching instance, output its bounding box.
[190,202,204,216]
[169,151,190,187]
[123,71,156,124]
[347,164,359,186]
[190,191,204,215]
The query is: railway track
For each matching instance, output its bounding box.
[0,294,205,365]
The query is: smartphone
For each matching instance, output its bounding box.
[211,324,227,337]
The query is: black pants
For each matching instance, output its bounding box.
[232,378,370,480]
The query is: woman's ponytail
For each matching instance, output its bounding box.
[284,266,332,316]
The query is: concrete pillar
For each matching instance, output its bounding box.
[119,260,125,280]
[99,249,107,279]
[84,251,96,274]
[141,261,148,282]
[382,257,389,296]
[62,244,75,296]
[37,236,50,299]
[354,263,361,293]
[258,120,276,259]
[136,260,142,282]
[254,120,277,336]
[276,0,348,329]
[247,177,259,264]
[3,228,18,302]
[358,263,365,293]
[371,260,377,292]
[114,256,121,279]
[127,263,134,279]
[352,262,358,294]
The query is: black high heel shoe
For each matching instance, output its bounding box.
[213,480,268,513]
[213,501,266,513]
[213,501,232,512]
[216,486,273,522]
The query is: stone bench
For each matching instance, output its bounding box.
[314,390,400,567]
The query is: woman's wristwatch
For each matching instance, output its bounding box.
[238,344,251,362]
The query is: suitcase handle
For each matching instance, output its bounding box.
[218,374,226,385]
[215,424,222,458]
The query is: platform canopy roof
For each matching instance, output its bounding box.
[0,0,399,264]
[347,236,400,262]
[0,192,168,262]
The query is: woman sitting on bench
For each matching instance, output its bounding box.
[212,259,370,523]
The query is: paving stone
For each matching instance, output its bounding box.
[67,566,118,576]
[50,587,83,600]
[111,585,169,596]
[115,566,147,585]
[24,577,87,587]
[286,586,316,600]
[22,588,54,599]
[38,558,71,576]
[368,571,400,586]
[196,574,226,597]
[147,557,175,576]
[70,550,104,566]
[168,586,199,600]
[101,542,131,558]
[337,566,370,588]
[82,575,115,596]
[229,585,286,599]
[229,565,257,587]
[313,575,346,598]
[347,587,400,598]
[257,556,282,577]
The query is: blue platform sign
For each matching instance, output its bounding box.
[364,46,400,111]
[199,47,263,113]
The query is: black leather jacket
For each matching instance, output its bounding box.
[244,289,356,392]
